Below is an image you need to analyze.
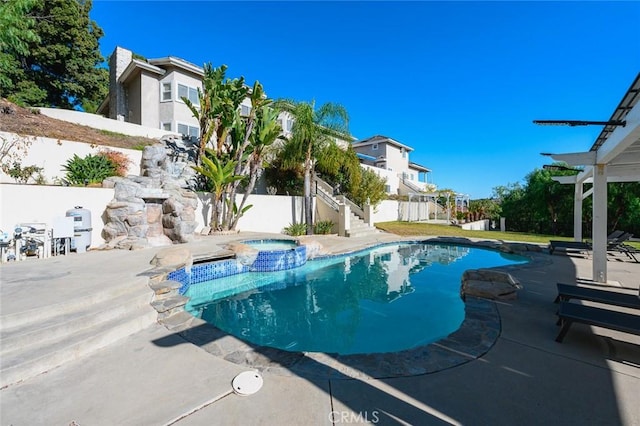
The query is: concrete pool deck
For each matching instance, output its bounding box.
[1,232,639,425]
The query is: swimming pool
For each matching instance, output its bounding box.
[184,242,528,355]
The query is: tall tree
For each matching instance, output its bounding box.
[0,0,39,93]
[1,0,108,110]
[274,99,350,234]
[493,163,640,237]
[316,143,363,198]
[350,168,387,208]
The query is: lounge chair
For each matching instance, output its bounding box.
[617,244,639,262]
[607,232,633,249]
[548,231,632,257]
[549,240,591,255]
[555,301,640,342]
[605,233,637,261]
[554,283,640,309]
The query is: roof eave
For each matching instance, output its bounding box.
[148,56,204,77]
[353,135,414,152]
[119,59,165,84]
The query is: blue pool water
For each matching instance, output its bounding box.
[184,243,528,355]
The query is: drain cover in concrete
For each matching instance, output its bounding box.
[232,371,263,396]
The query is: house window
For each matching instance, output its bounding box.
[401,148,407,158]
[240,104,251,117]
[177,123,199,139]
[161,122,172,131]
[385,185,391,193]
[372,143,378,150]
[177,84,199,106]
[161,83,172,102]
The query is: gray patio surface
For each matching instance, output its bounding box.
[1,232,639,425]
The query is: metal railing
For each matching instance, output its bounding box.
[315,185,340,211]
[314,175,366,219]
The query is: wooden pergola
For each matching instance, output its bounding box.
[541,73,640,283]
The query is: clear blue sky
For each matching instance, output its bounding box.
[91,1,640,199]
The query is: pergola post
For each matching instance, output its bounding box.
[592,164,608,283]
[573,181,583,242]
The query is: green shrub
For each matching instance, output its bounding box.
[283,222,307,236]
[314,220,334,234]
[62,153,117,185]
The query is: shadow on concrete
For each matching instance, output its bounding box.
[151,249,634,425]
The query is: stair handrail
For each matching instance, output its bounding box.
[315,184,340,212]
[314,175,336,196]
[315,175,366,220]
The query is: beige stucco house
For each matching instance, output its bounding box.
[97,47,208,139]
[352,135,433,194]
[97,47,434,196]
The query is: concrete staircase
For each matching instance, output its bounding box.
[0,277,157,388]
[314,176,378,238]
[346,212,379,238]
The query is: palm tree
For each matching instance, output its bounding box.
[227,104,284,229]
[274,99,350,234]
[192,153,243,230]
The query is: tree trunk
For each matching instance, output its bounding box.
[210,193,223,232]
[223,118,255,229]
[304,166,313,235]
[231,162,260,230]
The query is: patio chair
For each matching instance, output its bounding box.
[555,301,640,342]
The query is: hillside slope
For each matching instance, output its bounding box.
[0,99,157,149]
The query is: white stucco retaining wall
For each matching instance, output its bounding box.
[0,132,142,184]
[461,220,490,231]
[195,193,307,234]
[371,200,400,223]
[0,184,115,248]
[1,184,308,249]
[38,108,180,139]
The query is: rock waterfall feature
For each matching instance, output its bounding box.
[101,138,198,249]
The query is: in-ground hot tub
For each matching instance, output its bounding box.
[240,239,306,272]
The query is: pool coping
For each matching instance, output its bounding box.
[147,237,551,380]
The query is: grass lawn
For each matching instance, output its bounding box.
[374,221,640,250]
